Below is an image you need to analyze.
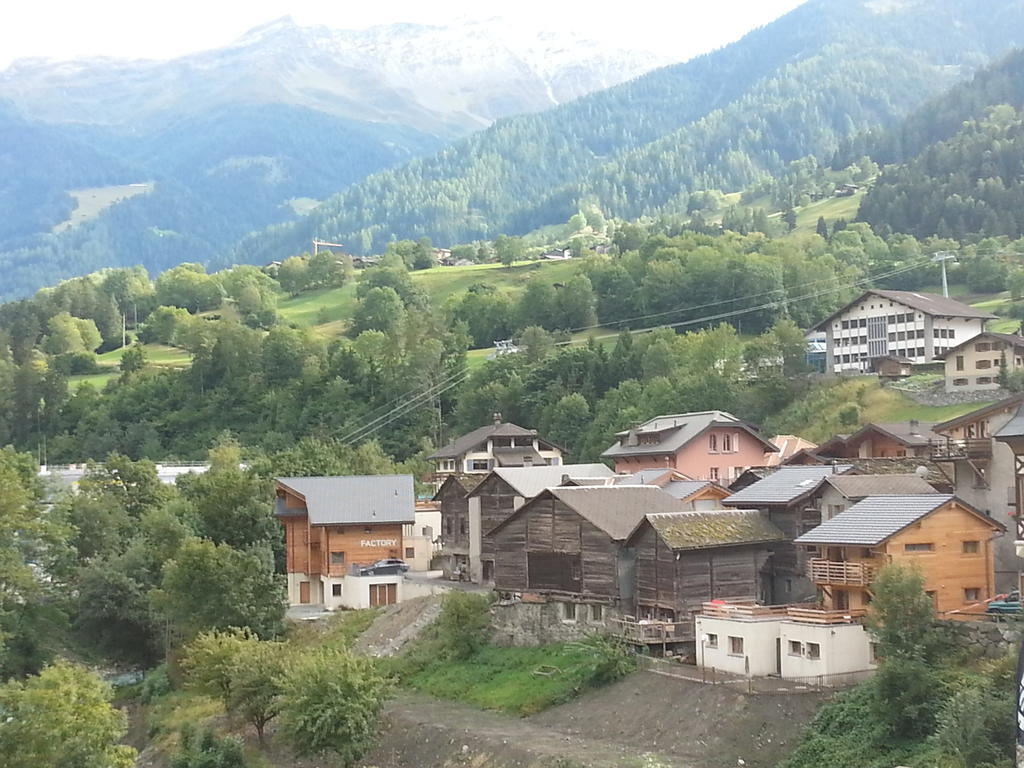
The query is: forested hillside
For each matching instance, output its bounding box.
[240,0,1024,261]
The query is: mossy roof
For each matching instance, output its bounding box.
[644,509,786,550]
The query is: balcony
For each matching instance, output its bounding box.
[807,559,876,586]
[698,600,866,625]
[927,438,992,460]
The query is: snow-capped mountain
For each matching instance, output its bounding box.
[0,16,674,136]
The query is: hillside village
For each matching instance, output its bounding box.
[8,2,1024,768]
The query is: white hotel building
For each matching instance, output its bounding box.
[814,290,994,374]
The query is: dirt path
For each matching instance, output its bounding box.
[360,672,829,768]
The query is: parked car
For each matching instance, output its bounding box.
[986,590,1021,615]
[359,558,410,576]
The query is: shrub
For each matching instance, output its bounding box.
[170,726,246,768]
[140,664,172,704]
[435,592,491,661]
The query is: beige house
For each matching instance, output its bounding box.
[402,502,442,572]
[939,331,1024,393]
[428,418,563,476]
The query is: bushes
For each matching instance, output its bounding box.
[170,726,246,768]
[435,592,491,660]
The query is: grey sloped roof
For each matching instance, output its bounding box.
[473,463,614,499]
[813,290,996,330]
[795,494,958,545]
[823,473,939,499]
[276,475,415,526]
[601,411,777,458]
[853,421,943,448]
[939,331,1024,358]
[723,465,853,506]
[546,485,683,540]
[427,422,546,460]
[645,509,786,550]
[661,480,717,500]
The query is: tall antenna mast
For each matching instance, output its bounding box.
[312,239,345,256]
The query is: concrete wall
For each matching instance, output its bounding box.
[778,622,875,681]
[693,615,782,677]
[490,598,618,646]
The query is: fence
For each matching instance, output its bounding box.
[638,656,873,694]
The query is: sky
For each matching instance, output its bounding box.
[0,0,806,69]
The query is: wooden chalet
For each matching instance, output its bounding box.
[432,473,476,579]
[275,475,414,608]
[796,494,1004,616]
[491,486,682,612]
[626,509,785,641]
[466,464,614,583]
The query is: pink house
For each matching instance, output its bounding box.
[601,411,778,482]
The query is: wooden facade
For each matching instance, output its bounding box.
[435,475,472,553]
[805,499,1001,616]
[630,525,771,638]
[277,485,405,576]
[474,473,524,565]
[492,493,624,601]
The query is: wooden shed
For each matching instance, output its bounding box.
[627,510,785,637]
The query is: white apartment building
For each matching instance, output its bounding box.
[814,290,994,374]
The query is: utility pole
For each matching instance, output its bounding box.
[931,251,957,297]
[312,239,345,256]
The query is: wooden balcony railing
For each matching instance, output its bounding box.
[807,559,876,586]
[927,438,992,460]
[786,606,867,624]
[609,618,690,644]
[697,600,867,625]
[699,601,789,620]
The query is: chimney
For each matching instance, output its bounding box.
[909,419,920,435]
[493,412,502,425]
[626,429,639,447]
[561,474,571,486]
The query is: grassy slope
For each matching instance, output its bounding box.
[767,376,993,442]
[792,191,864,233]
[52,183,154,234]
[69,342,192,390]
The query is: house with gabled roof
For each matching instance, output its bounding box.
[927,394,1024,590]
[816,472,939,521]
[813,289,994,373]
[432,473,477,579]
[812,421,944,460]
[275,475,415,609]
[427,417,563,476]
[796,494,1004,616]
[460,463,614,584]
[604,468,731,509]
[938,330,1024,392]
[722,464,854,602]
[601,411,778,481]
[627,509,785,635]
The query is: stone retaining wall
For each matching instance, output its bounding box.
[936,618,1022,657]
[490,599,621,646]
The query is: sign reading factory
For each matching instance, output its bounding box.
[361,538,398,548]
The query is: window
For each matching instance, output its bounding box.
[469,459,490,471]
[590,604,603,622]
[841,320,850,329]
[330,551,346,565]
[964,588,981,602]
[953,378,968,386]
[904,543,934,552]
[976,342,991,352]
[709,467,720,481]
[405,547,415,559]
[705,633,718,648]
[460,520,467,535]
[439,459,456,472]
[722,433,733,452]
[446,517,453,535]
[976,360,992,369]
[955,355,964,371]
[728,636,744,656]
[977,377,992,385]
[332,583,342,597]
[788,640,803,656]
[806,642,821,660]
[562,602,576,621]
[709,434,718,452]
[916,329,925,339]
[962,540,980,554]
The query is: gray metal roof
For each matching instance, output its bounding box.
[474,464,614,499]
[995,403,1024,441]
[661,480,717,500]
[822,473,938,499]
[275,475,415,526]
[795,494,957,545]
[427,422,550,460]
[601,411,777,458]
[723,465,853,506]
